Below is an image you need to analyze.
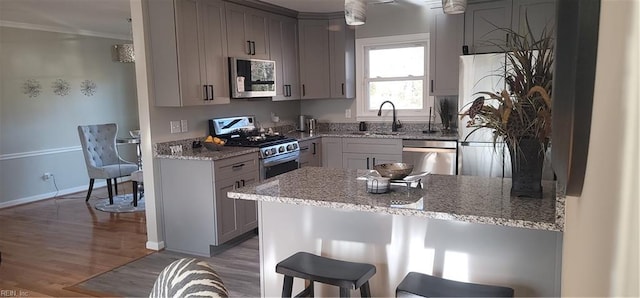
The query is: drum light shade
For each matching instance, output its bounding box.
[442,0,466,14]
[345,0,366,26]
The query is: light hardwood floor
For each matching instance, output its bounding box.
[0,183,153,297]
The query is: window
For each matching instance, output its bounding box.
[356,34,433,121]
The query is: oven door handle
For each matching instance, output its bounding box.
[262,152,299,167]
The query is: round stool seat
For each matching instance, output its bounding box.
[276,252,376,297]
[396,272,514,297]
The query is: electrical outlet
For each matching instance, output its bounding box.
[170,121,181,133]
[42,172,53,181]
[181,120,188,132]
[345,109,352,118]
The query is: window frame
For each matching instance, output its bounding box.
[355,33,433,122]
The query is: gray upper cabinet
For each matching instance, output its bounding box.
[329,18,356,99]
[464,0,556,54]
[298,18,355,100]
[511,0,556,38]
[269,15,300,101]
[298,19,331,99]
[226,3,270,59]
[148,0,229,107]
[464,0,513,54]
[429,7,464,96]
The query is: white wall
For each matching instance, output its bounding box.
[561,0,639,296]
[0,27,139,206]
[300,1,432,122]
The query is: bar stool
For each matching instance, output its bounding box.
[276,252,376,297]
[396,272,514,297]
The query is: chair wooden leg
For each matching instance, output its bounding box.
[359,282,371,297]
[339,287,350,298]
[113,178,118,195]
[85,179,95,201]
[106,179,114,205]
[132,181,138,207]
[282,275,293,297]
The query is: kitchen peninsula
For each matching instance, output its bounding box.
[228,167,564,297]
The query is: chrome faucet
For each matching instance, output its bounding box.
[377,100,402,132]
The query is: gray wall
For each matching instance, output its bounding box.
[300,2,432,123]
[0,27,139,205]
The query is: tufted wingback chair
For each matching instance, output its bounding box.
[78,123,138,204]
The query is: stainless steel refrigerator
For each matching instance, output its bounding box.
[457,53,512,177]
[457,53,554,179]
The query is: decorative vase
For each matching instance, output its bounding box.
[507,138,544,198]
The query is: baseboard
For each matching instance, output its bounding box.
[146,241,165,251]
[0,177,132,209]
[210,228,259,256]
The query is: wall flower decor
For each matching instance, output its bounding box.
[52,79,71,96]
[22,79,42,98]
[80,80,97,96]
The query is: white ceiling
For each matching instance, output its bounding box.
[0,0,432,39]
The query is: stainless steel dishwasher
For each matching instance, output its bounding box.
[402,140,457,175]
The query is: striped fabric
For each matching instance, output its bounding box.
[150,258,229,298]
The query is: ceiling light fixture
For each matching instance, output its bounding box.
[442,0,467,14]
[345,0,366,26]
[112,18,134,63]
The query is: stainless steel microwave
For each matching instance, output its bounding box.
[229,57,276,98]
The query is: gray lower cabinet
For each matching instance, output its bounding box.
[321,137,343,168]
[159,152,259,256]
[342,138,402,170]
[299,138,322,167]
[429,6,464,96]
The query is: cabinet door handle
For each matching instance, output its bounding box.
[241,179,246,186]
[372,157,376,166]
[300,146,310,151]
[203,85,208,100]
[209,85,214,100]
[366,157,370,169]
[302,84,306,97]
[312,143,316,155]
[251,41,256,55]
[246,41,252,55]
[232,163,245,169]
[287,85,291,97]
[341,83,345,95]
[235,181,240,189]
[430,80,434,93]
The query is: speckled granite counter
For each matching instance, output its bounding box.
[155,146,259,161]
[285,131,458,142]
[228,167,564,231]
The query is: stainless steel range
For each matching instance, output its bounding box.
[209,116,299,180]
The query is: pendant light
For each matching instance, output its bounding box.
[112,18,135,63]
[345,0,366,26]
[442,0,467,14]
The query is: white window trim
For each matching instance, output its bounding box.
[355,33,433,122]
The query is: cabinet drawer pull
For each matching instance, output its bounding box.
[312,143,316,155]
[302,84,306,97]
[300,147,310,151]
[231,163,245,169]
[366,157,370,169]
[203,85,208,100]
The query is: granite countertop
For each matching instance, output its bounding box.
[155,146,259,161]
[287,130,458,142]
[228,167,564,232]
[154,130,458,161]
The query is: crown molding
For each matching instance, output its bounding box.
[0,20,132,41]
